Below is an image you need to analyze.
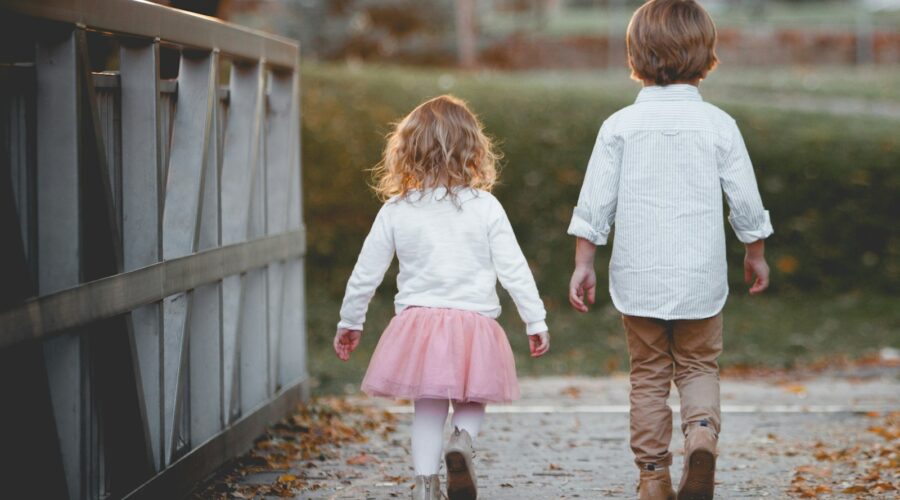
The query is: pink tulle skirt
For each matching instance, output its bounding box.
[362,307,520,403]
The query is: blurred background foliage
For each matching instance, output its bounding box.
[301,64,899,298]
[227,0,900,68]
[169,0,900,391]
[299,63,899,392]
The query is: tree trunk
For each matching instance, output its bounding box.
[455,0,477,69]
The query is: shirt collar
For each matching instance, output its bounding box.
[635,84,703,103]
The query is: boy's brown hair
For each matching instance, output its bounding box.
[626,0,718,86]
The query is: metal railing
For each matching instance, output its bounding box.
[0,1,307,498]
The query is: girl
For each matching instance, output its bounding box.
[333,95,550,500]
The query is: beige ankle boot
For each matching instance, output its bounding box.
[444,427,477,500]
[638,464,676,500]
[677,421,717,500]
[413,474,441,500]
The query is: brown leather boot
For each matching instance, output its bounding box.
[677,421,717,500]
[445,427,477,500]
[638,464,676,500]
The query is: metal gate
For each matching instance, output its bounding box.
[0,1,307,498]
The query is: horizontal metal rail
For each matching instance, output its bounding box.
[0,228,305,349]
[0,0,299,68]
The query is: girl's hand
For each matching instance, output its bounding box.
[529,331,550,358]
[333,328,361,361]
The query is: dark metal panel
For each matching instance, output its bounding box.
[92,74,123,254]
[159,84,176,188]
[1,68,36,278]
[0,64,69,500]
[0,67,37,306]
[0,0,299,69]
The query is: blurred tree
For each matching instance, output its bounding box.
[259,0,457,64]
[456,0,477,68]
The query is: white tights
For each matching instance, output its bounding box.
[411,398,486,475]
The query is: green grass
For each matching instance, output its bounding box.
[481,2,900,37]
[307,292,900,395]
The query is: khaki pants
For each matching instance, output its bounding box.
[623,314,723,468]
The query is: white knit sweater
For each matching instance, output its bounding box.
[338,188,548,335]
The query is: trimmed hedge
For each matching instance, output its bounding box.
[301,64,900,301]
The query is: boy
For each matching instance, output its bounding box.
[567,1,772,499]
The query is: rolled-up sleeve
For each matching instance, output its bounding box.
[568,121,622,246]
[719,121,774,244]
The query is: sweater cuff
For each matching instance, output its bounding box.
[729,210,774,244]
[567,211,609,246]
[525,320,548,336]
[337,319,363,332]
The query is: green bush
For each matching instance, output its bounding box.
[301,64,900,302]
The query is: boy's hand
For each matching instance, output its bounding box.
[569,265,597,313]
[744,239,770,295]
[529,331,550,357]
[333,328,361,361]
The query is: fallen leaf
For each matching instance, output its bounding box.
[781,383,807,395]
[347,453,379,465]
[560,386,582,399]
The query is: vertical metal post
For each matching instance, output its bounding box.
[265,69,290,394]
[36,27,83,500]
[281,64,306,387]
[120,39,164,472]
[221,61,268,416]
[160,49,218,464]
[189,62,223,444]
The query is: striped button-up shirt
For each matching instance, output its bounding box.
[568,84,773,320]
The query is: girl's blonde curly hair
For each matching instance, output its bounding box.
[372,95,500,201]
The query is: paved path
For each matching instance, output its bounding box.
[194,368,900,499]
